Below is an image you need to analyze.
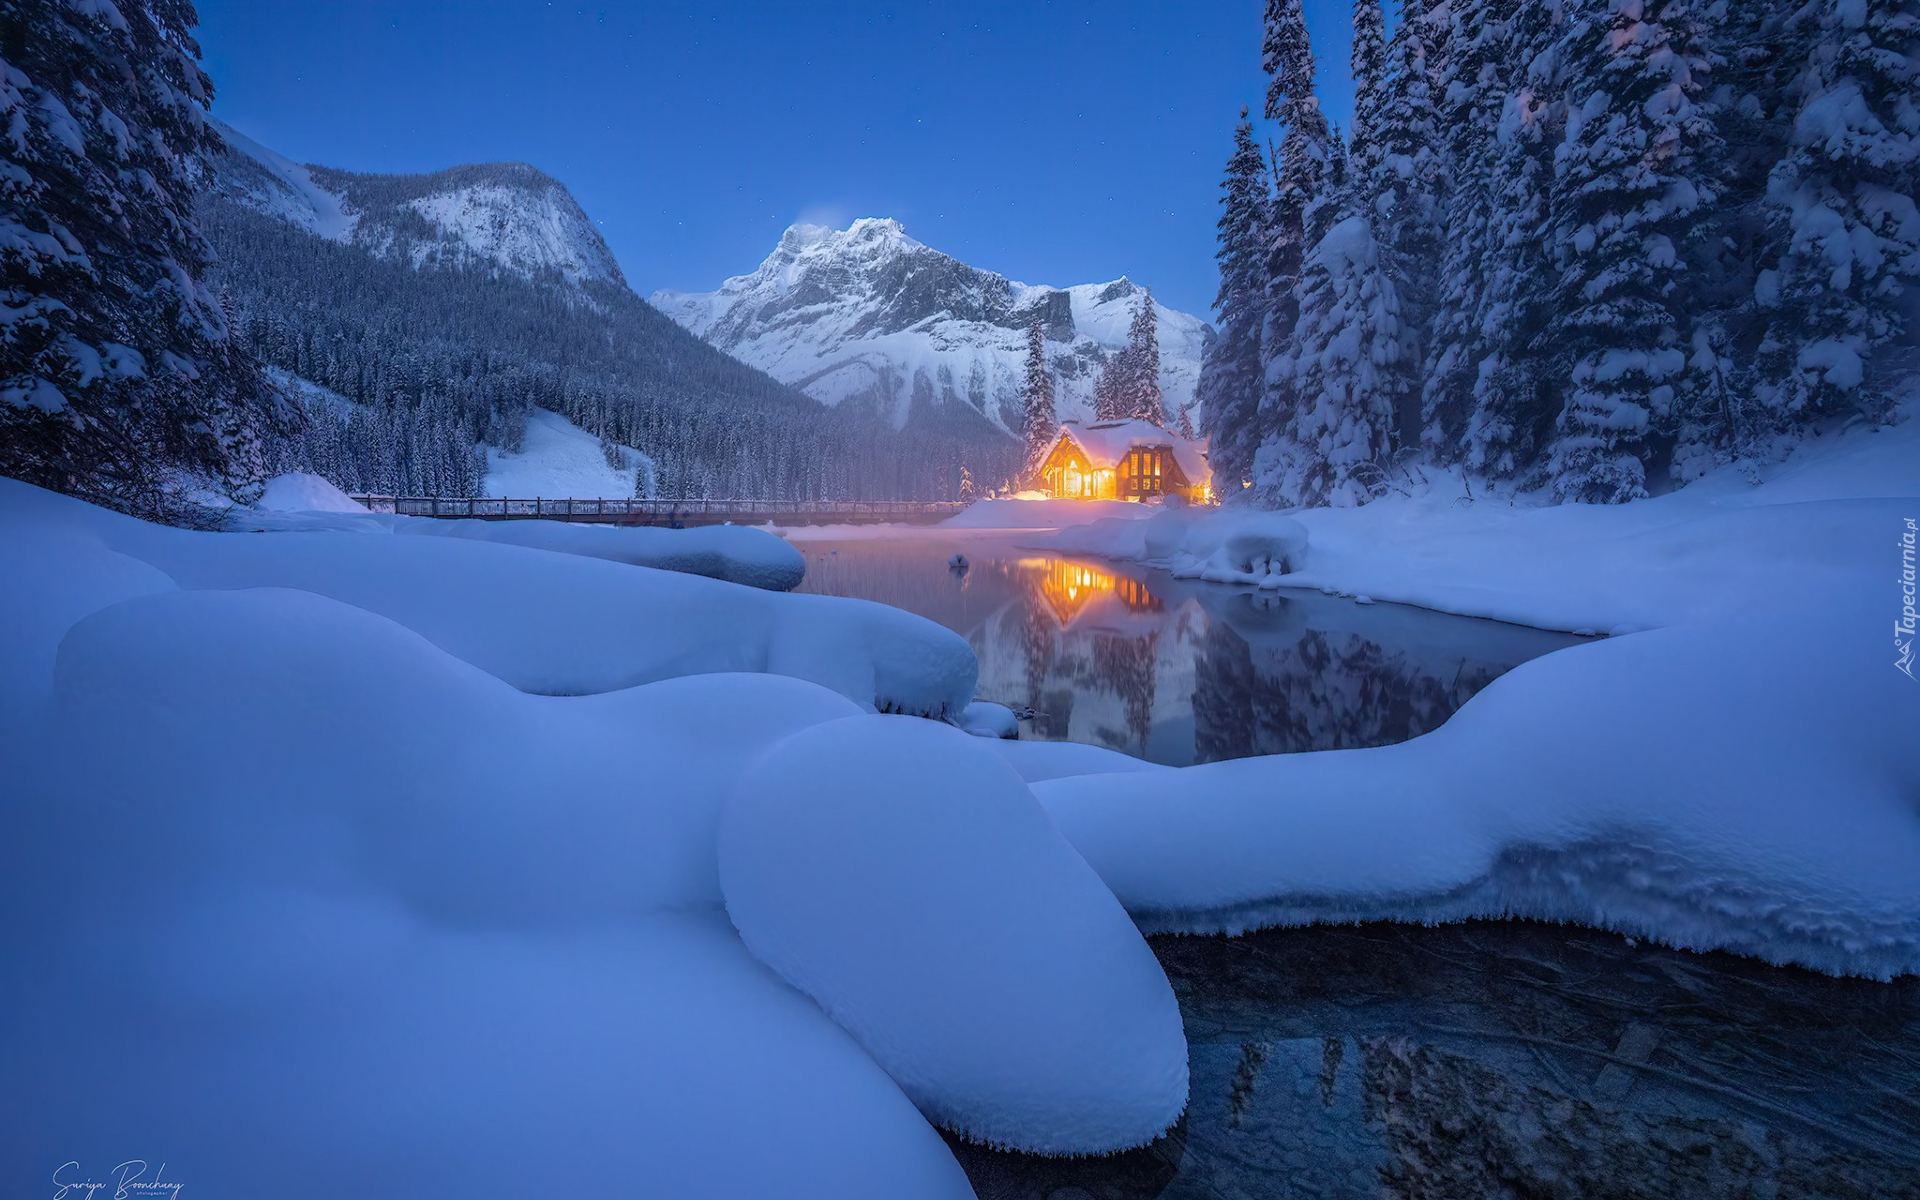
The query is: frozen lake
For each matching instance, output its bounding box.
[796,536,1920,1197]
[795,536,1580,764]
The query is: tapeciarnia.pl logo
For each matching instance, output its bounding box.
[1899,517,1916,680]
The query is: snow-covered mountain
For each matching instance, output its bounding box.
[651,219,1213,434]
[199,127,1020,499]
[209,120,624,288]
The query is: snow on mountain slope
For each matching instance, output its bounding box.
[208,120,356,242]
[400,177,624,287]
[209,123,623,288]
[482,408,653,498]
[651,219,1213,434]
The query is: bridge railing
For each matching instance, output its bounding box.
[350,496,970,523]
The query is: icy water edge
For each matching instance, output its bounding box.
[794,536,1920,1199]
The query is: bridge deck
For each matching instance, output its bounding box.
[350,496,968,527]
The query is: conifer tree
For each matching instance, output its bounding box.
[1347,0,1391,201]
[1543,0,1725,503]
[1753,0,1920,431]
[1257,0,1336,482]
[1020,318,1057,471]
[1462,0,1566,481]
[1419,0,1518,461]
[1124,290,1164,425]
[1369,4,1445,444]
[1197,110,1275,492]
[0,0,287,519]
[1093,348,1129,421]
[1265,210,1407,506]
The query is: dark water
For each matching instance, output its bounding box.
[796,538,1920,1198]
[795,537,1580,765]
[951,922,1920,1200]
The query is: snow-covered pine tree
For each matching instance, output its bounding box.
[1368,3,1445,445]
[1256,0,1336,493]
[1093,345,1131,421]
[1347,0,1391,194]
[1020,318,1057,471]
[1544,0,1726,503]
[1266,209,1407,507]
[1418,0,1518,462]
[1196,109,1275,492]
[0,0,286,519]
[1461,0,1566,481]
[1261,87,1406,510]
[1753,0,1920,432]
[1123,290,1164,425]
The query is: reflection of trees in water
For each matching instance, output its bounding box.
[1014,595,1059,718]
[1090,632,1160,754]
[1196,621,1504,761]
[1194,622,1258,763]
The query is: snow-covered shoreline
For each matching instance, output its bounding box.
[6,405,1916,1190]
[1019,408,1920,635]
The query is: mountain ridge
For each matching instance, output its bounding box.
[651,219,1213,435]
[207,120,625,288]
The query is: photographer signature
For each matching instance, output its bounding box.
[52,1161,183,1200]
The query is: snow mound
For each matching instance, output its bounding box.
[5,478,973,716]
[254,472,368,513]
[720,716,1189,1154]
[395,518,806,591]
[1037,590,1920,980]
[957,700,1017,738]
[228,502,805,591]
[1041,506,1310,583]
[10,584,971,1196]
[942,497,1156,530]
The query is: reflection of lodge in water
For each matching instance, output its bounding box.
[1037,559,1164,626]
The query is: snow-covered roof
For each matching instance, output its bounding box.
[1050,420,1209,484]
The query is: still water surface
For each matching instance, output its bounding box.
[795,536,1920,1198]
[797,536,1579,764]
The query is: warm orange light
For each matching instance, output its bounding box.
[1039,559,1114,623]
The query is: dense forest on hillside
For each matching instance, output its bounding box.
[201,202,1020,501]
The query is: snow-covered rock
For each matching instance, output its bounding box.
[719,716,1188,1153]
[957,700,1018,739]
[652,218,1212,434]
[255,472,369,514]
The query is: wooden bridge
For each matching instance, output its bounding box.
[350,496,969,527]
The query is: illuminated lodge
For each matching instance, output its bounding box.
[1033,419,1211,504]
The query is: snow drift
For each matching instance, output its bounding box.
[1038,588,1920,980]
[720,716,1188,1153]
[254,471,368,514]
[0,481,961,713]
[5,584,973,1197]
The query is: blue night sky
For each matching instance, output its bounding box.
[196,1,1366,319]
